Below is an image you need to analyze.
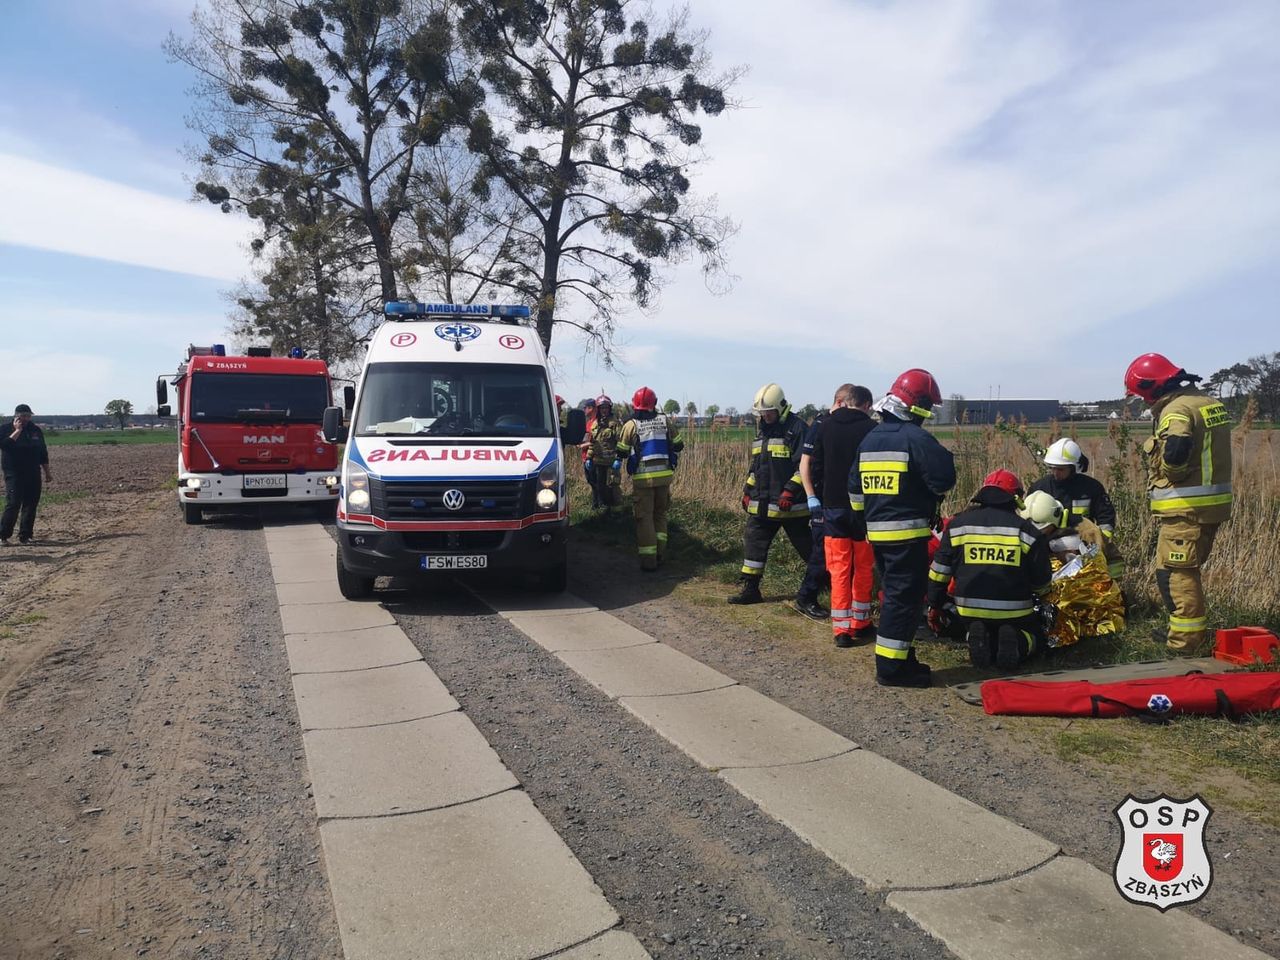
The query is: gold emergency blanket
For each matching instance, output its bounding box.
[1046,550,1126,647]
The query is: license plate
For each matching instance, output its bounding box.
[244,474,287,490]
[421,555,488,570]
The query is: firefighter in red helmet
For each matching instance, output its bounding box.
[850,369,955,686]
[1125,353,1233,654]
[583,395,624,513]
[615,387,683,570]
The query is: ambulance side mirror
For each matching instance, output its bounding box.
[322,406,348,444]
[561,408,586,446]
[343,385,355,410]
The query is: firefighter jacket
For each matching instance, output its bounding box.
[0,421,49,474]
[743,411,809,520]
[811,407,876,537]
[928,495,1052,621]
[1144,387,1233,524]
[585,415,624,462]
[616,412,682,488]
[1029,471,1117,537]
[851,415,955,544]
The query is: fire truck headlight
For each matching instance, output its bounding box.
[345,464,370,510]
[185,477,204,489]
[323,475,339,487]
[535,488,557,510]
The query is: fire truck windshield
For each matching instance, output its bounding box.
[355,362,554,438]
[190,373,328,423]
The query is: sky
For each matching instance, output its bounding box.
[1,0,1277,416]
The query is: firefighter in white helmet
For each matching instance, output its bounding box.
[1028,437,1122,580]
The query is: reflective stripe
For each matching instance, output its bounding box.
[635,468,674,480]
[955,605,1033,620]
[1202,424,1213,485]
[751,441,763,455]
[868,519,930,532]
[954,596,1033,610]
[949,532,1025,548]
[1159,413,1192,430]
[948,524,1025,538]
[930,562,952,576]
[1099,524,1114,536]
[867,528,932,543]
[1149,482,1233,512]
[615,443,631,454]
[851,601,873,615]
[1150,483,1232,500]
[766,439,790,456]
[638,545,657,556]
[832,619,853,630]
[860,450,909,464]
[766,505,811,519]
[830,608,854,618]
[742,559,765,571]
[656,532,668,543]
[1108,562,1124,577]
[859,460,909,472]
[927,568,950,583]
[875,644,910,659]
[875,635,911,651]
[1169,615,1207,633]
[741,565,763,577]
[1071,499,1091,514]
[849,496,865,512]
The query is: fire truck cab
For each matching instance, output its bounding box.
[158,345,343,525]
[323,303,585,599]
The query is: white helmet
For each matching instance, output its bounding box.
[1043,438,1083,468]
[1019,490,1068,530]
[752,383,787,416]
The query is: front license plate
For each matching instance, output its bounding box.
[421,555,488,571]
[244,474,287,490]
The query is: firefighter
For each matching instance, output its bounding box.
[615,387,683,571]
[929,470,1052,669]
[852,369,955,687]
[584,395,624,512]
[0,404,52,545]
[1125,353,1233,654]
[1028,438,1122,579]
[728,384,824,611]
[581,398,599,507]
[1019,489,1125,588]
[810,384,877,646]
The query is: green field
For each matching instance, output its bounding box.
[44,429,177,446]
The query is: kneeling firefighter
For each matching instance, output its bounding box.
[615,387,683,571]
[853,369,955,687]
[928,470,1052,670]
[728,383,824,608]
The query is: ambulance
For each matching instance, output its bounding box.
[323,303,585,599]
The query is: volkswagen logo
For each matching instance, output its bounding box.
[442,489,466,511]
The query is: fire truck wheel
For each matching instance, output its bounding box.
[313,500,338,520]
[182,503,204,525]
[336,551,375,600]
[538,560,568,594]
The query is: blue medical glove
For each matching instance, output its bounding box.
[807,495,822,513]
[611,459,622,471]
[585,459,594,471]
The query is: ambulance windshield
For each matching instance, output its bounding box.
[355,362,555,438]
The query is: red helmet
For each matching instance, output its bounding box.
[1124,353,1185,404]
[982,469,1024,497]
[888,368,943,418]
[632,387,657,411]
[555,394,565,409]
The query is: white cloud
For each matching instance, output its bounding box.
[0,152,253,282]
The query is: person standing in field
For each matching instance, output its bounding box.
[1,404,52,545]
[581,398,599,508]
[583,395,624,514]
[1125,353,1233,655]
[615,387,682,571]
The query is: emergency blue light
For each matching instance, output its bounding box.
[383,301,531,319]
[212,344,226,356]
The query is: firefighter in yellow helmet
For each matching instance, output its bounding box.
[1125,353,1233,654]
[728,383,824,610]
[615,387,683,570]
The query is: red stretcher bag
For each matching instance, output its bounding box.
[980,672,1280,719]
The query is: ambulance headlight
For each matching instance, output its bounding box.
[535,488,557,510]
[537,462,558,489]
[346,464,370,510]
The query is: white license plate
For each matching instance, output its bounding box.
[244,474,287,490]
[421,555,488,570]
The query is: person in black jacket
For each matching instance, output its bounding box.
[728,383,823,607]
[1,404,52,544]
[851,370,955,687]
[928,470,1053,669]
[810,384,878,647]
[1029,437,1118,538]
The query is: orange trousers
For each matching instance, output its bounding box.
[825,536,875,635]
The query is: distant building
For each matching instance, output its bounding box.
[937,399,1064,425]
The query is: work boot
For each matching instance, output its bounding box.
[996,624,1024,671]
[967,621,993,669]
[852,624,877,645]
[794,597,828,622]
[834,632,855,648]
[727,578,764,605]
[875,651,932,688]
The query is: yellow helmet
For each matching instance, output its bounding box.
[1019,490,1068,530]
[752,383,787,416]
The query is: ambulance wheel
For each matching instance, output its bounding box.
[336,551,374,600]
[183,503,204,525]
[538,560,568,593]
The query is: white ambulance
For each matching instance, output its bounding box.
[323,303,585,599]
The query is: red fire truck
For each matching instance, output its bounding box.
[157,345,348,524]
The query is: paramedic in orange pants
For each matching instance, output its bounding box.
[808,384,878,647]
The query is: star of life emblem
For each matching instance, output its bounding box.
[1113,795,1213,911]
[434,322,481,343]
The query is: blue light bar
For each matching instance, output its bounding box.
[383,301,531,318]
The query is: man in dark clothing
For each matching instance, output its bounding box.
[810,384,878,647]
[796,399,835,621]
[728,383,824,607]
[928,470,1053,670]
[1,404,52,544]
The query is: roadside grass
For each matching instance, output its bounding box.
[42,490,92,506]
[568,454,1280,824]
[45,429,176,446]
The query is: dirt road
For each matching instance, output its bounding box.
[0,444,1274,959]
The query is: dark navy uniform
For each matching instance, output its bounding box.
[1,420,49,543]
